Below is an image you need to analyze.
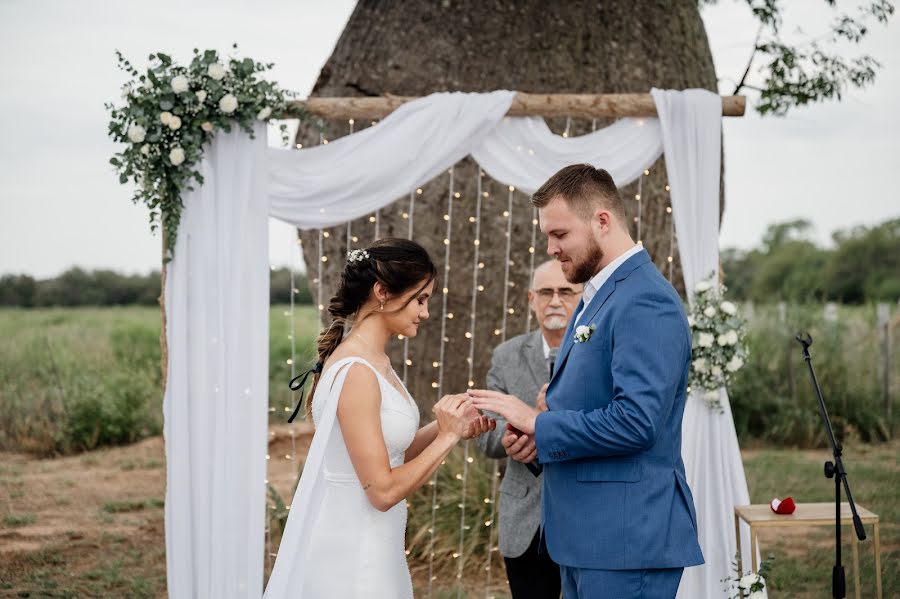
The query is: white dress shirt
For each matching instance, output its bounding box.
[541,334,550,359]
[575,244,643,324]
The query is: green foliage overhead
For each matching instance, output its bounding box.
[703,0,895,115]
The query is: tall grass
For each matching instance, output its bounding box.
[0,305,320,455]
[1,303,895,455]
[729,303,897,446]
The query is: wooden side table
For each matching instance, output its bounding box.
[734,503,882,599]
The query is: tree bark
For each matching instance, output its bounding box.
[297,0,721,414]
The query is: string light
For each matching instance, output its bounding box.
[485,182,515,594]
[428,166,455,597]
[402,189,415,384]
[525,207,538,332]
[454,168,486,596]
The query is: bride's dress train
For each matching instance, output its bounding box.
[263,357,420,598]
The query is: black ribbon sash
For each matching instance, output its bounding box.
[286,362,323,423]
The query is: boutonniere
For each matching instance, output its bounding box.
[574,324,596,343]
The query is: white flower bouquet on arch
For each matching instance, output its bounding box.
[688,277,748,412]
[106,45,308,261]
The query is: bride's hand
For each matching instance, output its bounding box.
[462,413,496,440]
[433,394,476,440]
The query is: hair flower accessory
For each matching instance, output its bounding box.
[347,248,370,264]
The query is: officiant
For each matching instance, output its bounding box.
[476,259,583,599]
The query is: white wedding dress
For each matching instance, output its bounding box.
[263,356,420,598]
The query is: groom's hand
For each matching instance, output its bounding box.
[467,389,539,435]
[501,427,537,464]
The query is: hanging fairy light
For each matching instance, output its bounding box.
[402,189,416,384]
[484,183,515,595]
[525,207,538,333]
[427,167,455,597]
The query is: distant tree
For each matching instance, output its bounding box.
[825,217,900,302]
[0,274,36,307]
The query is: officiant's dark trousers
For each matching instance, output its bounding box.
[503,530,561,599]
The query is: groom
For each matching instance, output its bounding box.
[469,164,703,598]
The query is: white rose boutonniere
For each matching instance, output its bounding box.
[207,62,226,81]
[171,75,189,93]
[574,324,596,343]
[219,93,238,114]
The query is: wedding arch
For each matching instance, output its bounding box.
[156,87,753,598]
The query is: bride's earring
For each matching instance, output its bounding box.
[379,301,384,311]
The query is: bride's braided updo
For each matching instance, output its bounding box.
[304,238,437,417]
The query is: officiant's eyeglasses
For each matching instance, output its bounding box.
[534,287,582,302]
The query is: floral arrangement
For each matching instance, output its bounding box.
[106,46,303,260]
[688,277,748,412]
[723,553,774,598]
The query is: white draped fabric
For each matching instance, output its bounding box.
[164,123,270,598]
[652,89,756,599]
[163,89,750,598]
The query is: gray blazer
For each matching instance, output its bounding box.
[476,329,550,558]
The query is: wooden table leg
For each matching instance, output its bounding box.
[735,514,743,573]
[851,528,861,599]
[750,525,758,573]
[874,522,882,599]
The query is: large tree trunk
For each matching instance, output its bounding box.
[298,0,720,414]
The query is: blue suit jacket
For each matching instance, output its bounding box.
[534,249,704,570]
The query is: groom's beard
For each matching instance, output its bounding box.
[568,237,604,284]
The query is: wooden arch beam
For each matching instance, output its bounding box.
[287,92,745,120]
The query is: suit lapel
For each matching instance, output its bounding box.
[523,330,548,392]
[549,249,652,384]
[549,298,581,385]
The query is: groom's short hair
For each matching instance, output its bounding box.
[531,164,626,224]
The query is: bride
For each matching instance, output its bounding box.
[264,238,495,598]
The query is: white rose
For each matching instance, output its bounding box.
[142,79,154,91]
[169,147,186,166]
[160,111,173,125]
[219,93,238,114]
[127,124,146,143]
[739,573,761,590]
[208,62,226,81]
[726,355,744,373]
[695,281,711,293]
[693,358,707,373]
[711,365,722,377]
[726,329,739,346]
[720,301,737,315]
[717,333,729,347]
[256,106,272,120]
[167,115,182,131]
[698,332,714,348]
[195,90,207,103]
[687,315,696,328]
[140,144,150,156]
[171,75,189,93]
[575,325,590,336]
[201,121,214,133]
[704,306,717,318]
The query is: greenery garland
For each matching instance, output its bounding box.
[106,45,305,261]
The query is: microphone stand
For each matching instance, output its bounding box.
[795,333,866,599]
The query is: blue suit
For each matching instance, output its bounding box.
[533,249,703,597]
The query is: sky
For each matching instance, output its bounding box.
[0,0,897,278]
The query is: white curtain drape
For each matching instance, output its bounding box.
[164,123,270,598]
[164,89,749,598]
[652,88,756,599]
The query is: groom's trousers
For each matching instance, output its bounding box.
[559,565,682,599]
